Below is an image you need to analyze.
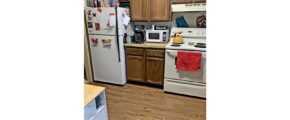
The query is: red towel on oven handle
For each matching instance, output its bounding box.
[176,51,202,71]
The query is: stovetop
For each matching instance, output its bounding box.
[166,27,206,51]
[166,38,206,51]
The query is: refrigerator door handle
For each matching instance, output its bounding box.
[116,37,120,62]
[115,7,121,62]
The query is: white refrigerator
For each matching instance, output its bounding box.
[85,7,130,85]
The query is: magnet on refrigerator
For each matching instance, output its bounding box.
[102,39,112,46]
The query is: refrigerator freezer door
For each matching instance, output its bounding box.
[89,35,126,85]
[85,7,117,35]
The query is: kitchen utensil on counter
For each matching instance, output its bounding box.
[132,25,145,44]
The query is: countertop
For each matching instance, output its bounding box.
[84,84,105,106]
[124,42,167,49]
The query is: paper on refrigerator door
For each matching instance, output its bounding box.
[109,14,116,27]
[122,15,130,26]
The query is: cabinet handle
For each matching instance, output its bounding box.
[147,79,161,84]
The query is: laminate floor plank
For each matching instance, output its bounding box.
[89,82,206,120]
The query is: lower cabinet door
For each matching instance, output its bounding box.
[126,55,145,82]
[146,57,164,85]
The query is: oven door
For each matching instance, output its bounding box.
[164,49,206,84]
[146,31,162,42]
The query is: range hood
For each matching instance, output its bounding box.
[171,3,206,12]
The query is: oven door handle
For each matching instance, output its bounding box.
[166,50,178,56]
[175,57,177,65]
[166,50,178,65]
[166,50,206,65]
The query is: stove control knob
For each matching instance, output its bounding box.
[188,42,194,45]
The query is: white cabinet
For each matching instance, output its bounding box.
[84,85,108,120]
[84,91,108,120]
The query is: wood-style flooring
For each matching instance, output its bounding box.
[89,82,206,120]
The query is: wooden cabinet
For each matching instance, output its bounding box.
[130,0,171,21]
[126,47,145,82]
[125,47,165,85]
[150,0,171,21]
[146,57,164,85]
[126,54,145,82]
[130,0,150,21]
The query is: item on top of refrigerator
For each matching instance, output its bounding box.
[176,16,189,27]
[103,0,110,7]
[120,2,130,8]
[110,0,119,7]
[93,0,100,7]
[196,15,206,28]
[100,0,106,7]
[94,0,110,7]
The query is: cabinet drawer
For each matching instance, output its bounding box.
[146,49,165,57]
[126,47,144,56]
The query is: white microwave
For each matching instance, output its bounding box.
[146,29,169,43]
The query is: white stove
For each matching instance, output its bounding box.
[164,27,206,98]
[166,27,206,51]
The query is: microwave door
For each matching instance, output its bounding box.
[149,33,160,39]
[147,32,162,42]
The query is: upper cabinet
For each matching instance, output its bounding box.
[130,0,150,21]
[150,0,171,21]
[130,0,171,21]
